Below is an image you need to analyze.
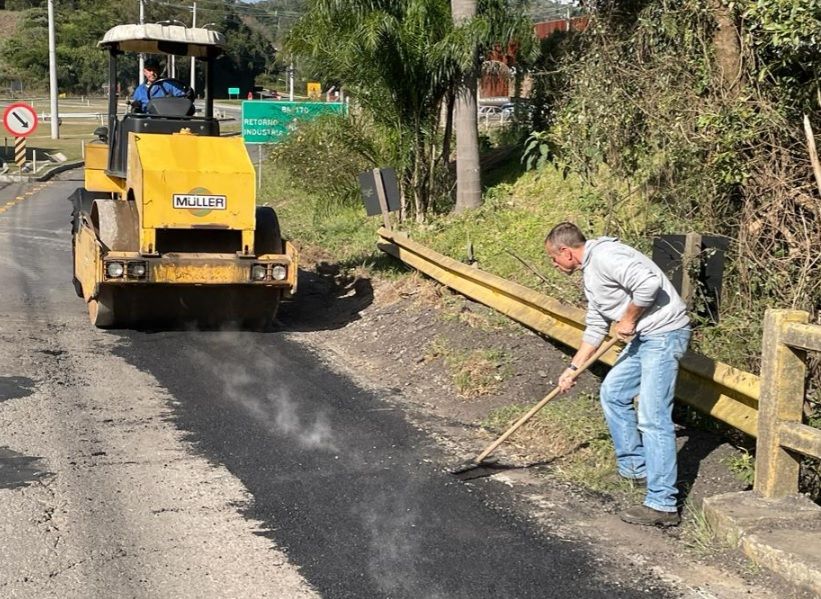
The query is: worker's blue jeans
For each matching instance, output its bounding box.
[599,328,691,513]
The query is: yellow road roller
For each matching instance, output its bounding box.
[71,24,297,328]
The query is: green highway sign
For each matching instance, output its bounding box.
[241,101,347,144]
[228,87,240,95]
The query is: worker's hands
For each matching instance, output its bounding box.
[557,367,577,393]
[614,318,637,341]
[615,303,645,341]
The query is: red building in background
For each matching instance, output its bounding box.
[479,15,590,101]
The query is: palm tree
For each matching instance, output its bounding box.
[451,0,481,213]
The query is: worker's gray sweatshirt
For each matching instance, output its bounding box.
[581,237,690,347]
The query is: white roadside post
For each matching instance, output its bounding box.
[139,0,145,84]
[47,0,59,139]
[190,2,197,92]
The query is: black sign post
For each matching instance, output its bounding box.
[358,167,400,230]
[652,233,729,324]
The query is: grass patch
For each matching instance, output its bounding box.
[258,163,409,281]
[426,336,513,398]
[445,303,520,333]
[681,501,721,557]
[407,166,589,306]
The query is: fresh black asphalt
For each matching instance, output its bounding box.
[114,329,673,599]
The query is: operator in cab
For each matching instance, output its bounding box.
[130,57,187,113]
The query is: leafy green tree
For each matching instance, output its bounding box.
[742,0,821,112]
[1,8,49,88]
[5,0,45,8]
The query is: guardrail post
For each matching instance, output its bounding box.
[754,309,809,498]
[680,232,702,311]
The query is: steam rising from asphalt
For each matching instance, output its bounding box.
[188,332,453,596]
[358,484,448,599]
[189,333,339,452]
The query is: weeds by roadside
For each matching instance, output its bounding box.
[680,501,722,557]
[425,336,513,398]
[479,393,637,492]
[723,450,756,488]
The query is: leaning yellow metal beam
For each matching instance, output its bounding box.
[378,228,760,438]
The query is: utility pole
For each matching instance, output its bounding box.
[190,2,197,91]
[288,62,294,101]
[47,0,59,139]
[139,0,145,84]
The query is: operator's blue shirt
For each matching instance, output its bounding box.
[132,80,186,111]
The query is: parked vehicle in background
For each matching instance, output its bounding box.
[500,101,536,124]
[478,105,501,118]
[255,87,281,99]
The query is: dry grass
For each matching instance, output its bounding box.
[482,394,609,457]
[480,393,646,496]
[378,272,449,308]
[425,336,513,398]
[680,501,723,557]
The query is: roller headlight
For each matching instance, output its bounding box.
[271,265,287,281]
[106,261,124,278]
[251,264,267,281]
[127,261,147,278]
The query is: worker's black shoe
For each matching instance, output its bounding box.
[619,505,680,527]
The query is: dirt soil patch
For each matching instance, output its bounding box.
[281,257,814,599]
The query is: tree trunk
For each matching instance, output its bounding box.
[709,0,742,93]
[440,91,455,169]
[452,0,482,212]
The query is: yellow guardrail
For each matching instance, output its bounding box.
[378,228,760,437]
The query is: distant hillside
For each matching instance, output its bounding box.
[0,9,22,85]
[242,0,306,45]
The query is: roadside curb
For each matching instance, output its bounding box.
[0,160,83,183]
[36,160,84,181]
[703,491,821,595]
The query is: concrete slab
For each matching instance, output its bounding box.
[703,491,821,596]
[743,529,821,596]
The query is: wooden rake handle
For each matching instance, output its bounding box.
[474,335,623,464]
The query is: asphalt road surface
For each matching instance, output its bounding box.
[0,176,678,598]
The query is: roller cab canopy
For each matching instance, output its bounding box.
[99,24,225,58]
